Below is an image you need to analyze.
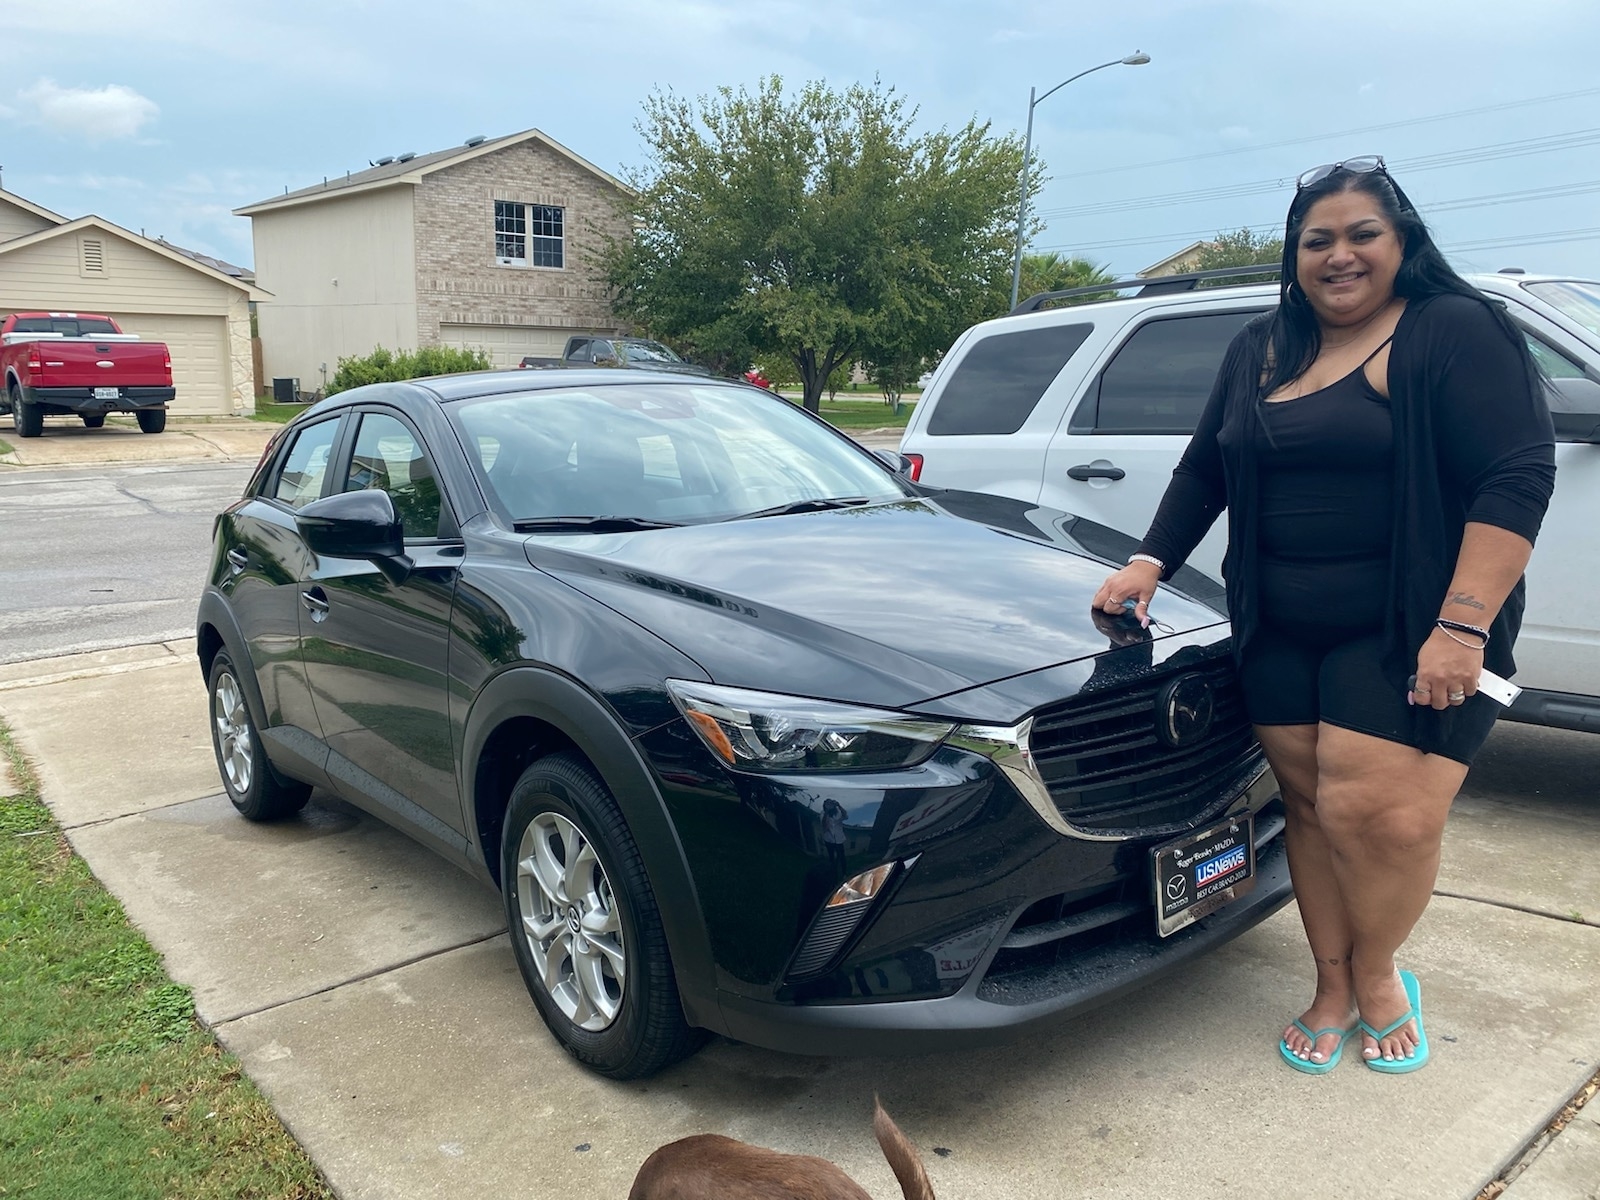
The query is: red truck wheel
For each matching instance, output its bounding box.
[9,386,42,438]
[136,408,166,434]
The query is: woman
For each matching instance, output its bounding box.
[1092,158,1556,1074]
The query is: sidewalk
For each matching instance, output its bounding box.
[2,642,1597,1199]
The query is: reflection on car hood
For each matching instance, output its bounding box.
[524,495,1228,712]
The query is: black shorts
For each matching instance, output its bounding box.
[1238,621,1501,766]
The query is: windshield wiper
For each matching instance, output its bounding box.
[736,496,876,521]
[513,515,681,533]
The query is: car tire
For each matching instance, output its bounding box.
[11,386,42,438]
[82,414,106,429]
[136,408,167,434]
[500,753,703,1079]
[207,649,310,821]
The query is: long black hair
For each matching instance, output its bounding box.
[1262,165,1537,397]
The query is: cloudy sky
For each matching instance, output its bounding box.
[3,0,1597,279]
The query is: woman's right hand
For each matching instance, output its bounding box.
[1091,562,1162,629]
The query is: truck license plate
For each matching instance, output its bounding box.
[1151,814,1256,937]
[93,387,120,400]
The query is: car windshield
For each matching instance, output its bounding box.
[452,382,907,525]
[1524,281,1600,338]
[620,340,683,363]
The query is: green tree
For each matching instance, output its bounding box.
[601,76,1032,413]
[1015,252,1116,307]
[1194,228,1283,285]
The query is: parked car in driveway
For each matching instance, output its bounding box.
[517,335,713,376]
[197,368,1289,1078]
[2,311,173,436]
[901,267,1600,734]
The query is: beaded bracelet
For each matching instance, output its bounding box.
[1436,618,1490,648]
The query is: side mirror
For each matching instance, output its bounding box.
[1547,378,1600,443]
[296,490,412,581]
[871,448,913,475]
[1552,412,1600,443]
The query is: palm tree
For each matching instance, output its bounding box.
[1016,253,1116,307]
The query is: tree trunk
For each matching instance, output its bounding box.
[797,348,823,414]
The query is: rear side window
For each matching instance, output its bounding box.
[928,323,1093,436]
[271,418,340,509]
[1092,311,1262,434]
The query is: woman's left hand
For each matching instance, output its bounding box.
[1410,627,1483,710]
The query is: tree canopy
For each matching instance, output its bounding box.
[601,77,1032,412]
[1194,228,1284,285]
[1016,252,1116,307]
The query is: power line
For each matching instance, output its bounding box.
[1053,86,1600,182]
[1443,227,1600,253]
[1036,179,1600,257]
[1036,129,1600,222]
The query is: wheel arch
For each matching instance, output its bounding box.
[462,667,721,1031]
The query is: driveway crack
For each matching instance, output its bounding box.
[1433,888,1599,929]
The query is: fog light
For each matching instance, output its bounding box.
[827,863,894,907]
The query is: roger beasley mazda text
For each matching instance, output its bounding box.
[197,368,1289,1078]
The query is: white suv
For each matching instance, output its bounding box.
[900,268,1600,734]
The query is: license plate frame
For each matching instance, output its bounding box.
[93,386,120,401]
[1151,813,1256,938]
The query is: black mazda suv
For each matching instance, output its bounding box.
[196,369,1290,1078]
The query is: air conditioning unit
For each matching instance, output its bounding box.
[272,377,300,404]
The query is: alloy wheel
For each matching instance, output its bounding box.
[515,811,626,1031]
[212,670,254,795]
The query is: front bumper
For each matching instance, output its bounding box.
[716,815,1290,1055]
[22,385,174,413]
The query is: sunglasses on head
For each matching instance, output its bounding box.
[1296,155,1386,189]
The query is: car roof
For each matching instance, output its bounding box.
[308,368,757,408]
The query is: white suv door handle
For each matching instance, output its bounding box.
[1067,463,1126,482]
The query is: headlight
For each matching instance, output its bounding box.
[666,680,955,773]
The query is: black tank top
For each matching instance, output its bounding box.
[1254,343,1394,634]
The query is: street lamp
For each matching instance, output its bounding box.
[1009,52,1151,310]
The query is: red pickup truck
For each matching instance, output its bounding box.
[2,312,174,437]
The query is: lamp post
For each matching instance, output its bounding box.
[1009,52,1151,311]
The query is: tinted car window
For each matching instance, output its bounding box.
[928,323,1093,436]
[271,419,339,508]
[1525,334,1585,380]
[342,412,445,539]
[9,315,119,336]
[1093,311,1262,434]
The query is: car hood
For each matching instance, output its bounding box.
[523,493,1228,713]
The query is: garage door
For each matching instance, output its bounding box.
[438,323,570,369]
[110,312,230,415]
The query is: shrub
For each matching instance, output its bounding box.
[327,344,492,395]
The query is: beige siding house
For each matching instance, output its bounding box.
[0,191,264,414]
[237,129,633,391]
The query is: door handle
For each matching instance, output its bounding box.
[1067,463,1126,481]
[300,587,330,622]
[226,547,248,572]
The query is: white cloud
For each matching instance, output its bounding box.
[19,80,159,141]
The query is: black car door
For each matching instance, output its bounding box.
[298,405,467,848]
[221,414,344,768]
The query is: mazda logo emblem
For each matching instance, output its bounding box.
[1156,674,1214,748]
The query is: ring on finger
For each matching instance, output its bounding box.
[1448,690,1466,702]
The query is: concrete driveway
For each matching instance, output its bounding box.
[2,642,1597,1199]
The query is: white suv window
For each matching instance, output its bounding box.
[928,323,1093,436]
[1089,311,1264,435]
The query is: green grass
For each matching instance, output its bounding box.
[0,725,333,1200]
[0,435,13,456]
[799,396,918,430]
[251,396,308,424]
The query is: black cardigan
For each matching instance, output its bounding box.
[1137,293,1557,754]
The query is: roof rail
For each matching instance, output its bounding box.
[1009,263,1283,315]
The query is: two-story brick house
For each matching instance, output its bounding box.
[236,128,633,393]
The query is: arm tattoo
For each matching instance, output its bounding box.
[1446,591,1487,611]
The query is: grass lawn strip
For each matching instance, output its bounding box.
[0,723,333,1199]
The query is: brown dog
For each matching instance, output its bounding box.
[628,1098,935,1200]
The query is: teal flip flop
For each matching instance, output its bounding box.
[1278,1020,1357,1074]
[1361,968,1429,1074]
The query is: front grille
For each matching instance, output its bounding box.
[1029,652,1261,836]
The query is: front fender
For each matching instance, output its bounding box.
[461,666,722,1032]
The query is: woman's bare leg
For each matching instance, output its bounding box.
[1256,723,1358,1065]
[1313,723,1467,1062]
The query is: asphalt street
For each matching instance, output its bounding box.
[0,460,253,664]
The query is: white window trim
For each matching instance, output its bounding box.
[493,200,565,271]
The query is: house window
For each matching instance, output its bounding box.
[494,201,563,269]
